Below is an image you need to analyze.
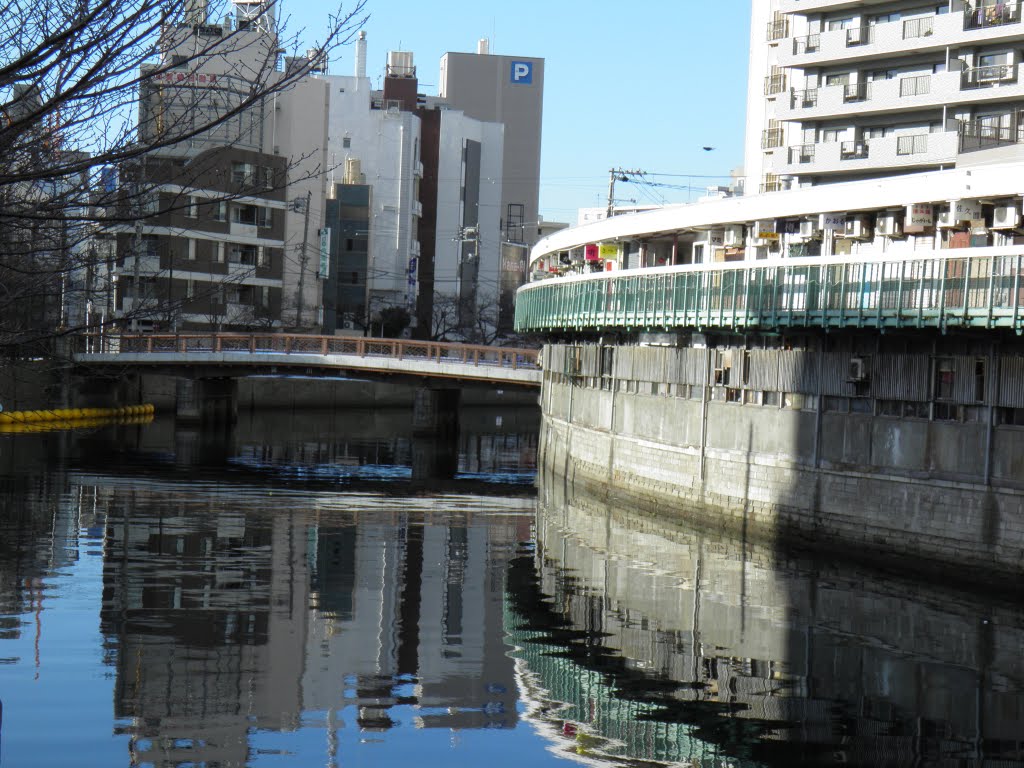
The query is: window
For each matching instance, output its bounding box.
[257,207,272,228]
[185,279,195,298]
[232,204,259,225]
[213,201,227,221]
[256,246,267,268]
[187,238,196,260]
[821,128,843,143]
[261,166,274,189]
[824,73,850,87]
[342,136,352,148]
[186,196,198,218]
[216,242,225,263]
[232,162,256,185]
[351,271,358,285]
[827,17,854,30]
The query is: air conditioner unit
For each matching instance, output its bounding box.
[848,356,868,382]
[876,213,903,237]
[936,208,957,228]
[844,215,873,239]
[993,204,1021,229]
[799,219,820,239]
[342,320,355,330]
[723,225,745,247]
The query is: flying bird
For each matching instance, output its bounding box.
[702,146,715,151]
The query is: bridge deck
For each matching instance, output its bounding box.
[75,334,542,388]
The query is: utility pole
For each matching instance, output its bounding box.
[606,168,645,219]
[295,189,312,329]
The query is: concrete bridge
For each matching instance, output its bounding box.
[74,333,542,388]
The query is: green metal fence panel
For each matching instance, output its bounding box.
[515,252,1024,334]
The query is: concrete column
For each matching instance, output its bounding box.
[412,387,460,438]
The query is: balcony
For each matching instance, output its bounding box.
[762,127,785,150]
[230,221,259,239]
[775,131,959,175]
[840,140,869,160]
[787,144,816,165]
[119,254,161,275]
[766,18,789,42]
[959,116,1024,152]
[962,63,1019,90]
[764,73,787,96]
[964,1,1022,30]
[778,68,1022,121]
[843,82,869,103]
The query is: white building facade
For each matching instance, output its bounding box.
[746,0,1024,194]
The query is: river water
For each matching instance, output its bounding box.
[1,405,1023,767]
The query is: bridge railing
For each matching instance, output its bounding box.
[82,333,541,370]
[515,247,1024,333]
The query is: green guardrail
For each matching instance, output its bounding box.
[515,249,1024,334]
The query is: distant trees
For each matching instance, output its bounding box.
[0,0,367,358]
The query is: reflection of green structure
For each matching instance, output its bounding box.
[503,557,764,768]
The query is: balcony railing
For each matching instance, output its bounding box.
[960,116,1024,152]
[961,63,1018,89]
[903,16,935,38]
[897,134,929,156]
[791,88,818,108]
[845,25,872,46]
[840,141,870,160]
[899,74,932,98]
[789,144,816,164]
[964,1,1022,30]
[843,82,870,102]
[514,249,1024,335]
[761,127,785,149]
[764,73,787,96]
[766,18,789,41]
[792,33,820,54]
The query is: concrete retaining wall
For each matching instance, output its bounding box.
[542,375,1024,582]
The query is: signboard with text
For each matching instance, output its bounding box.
[820,213,846,231]
[906,203,934,232]
[319,227,331,278]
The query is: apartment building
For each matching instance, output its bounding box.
[111,0,328,332]
[747,0,1024,194]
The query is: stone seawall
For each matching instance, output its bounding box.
[541,375,1024,583]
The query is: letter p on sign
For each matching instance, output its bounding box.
[511,61,533,84]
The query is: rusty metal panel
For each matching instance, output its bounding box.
[613,345,634,380]
[818,353,855,396]
[952,355,981,404]
[999,357,1024,408]
[747,350,779,390]
[680,348,708,385]
[873,354,930,401]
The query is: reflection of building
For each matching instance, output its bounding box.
[302,509,526,732]
[90,472,532,762]
[519,479,1024,766]
[100,487,309,766]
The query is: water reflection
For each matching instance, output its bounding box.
[509,475,1024,766]
[0,407,542,768]
[96,483,529,766]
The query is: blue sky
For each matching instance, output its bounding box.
[287,0,752,223]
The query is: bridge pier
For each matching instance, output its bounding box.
[412,387,460,438]
[175,378,237,427]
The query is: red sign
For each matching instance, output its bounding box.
[584,243,599,261]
